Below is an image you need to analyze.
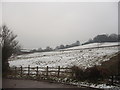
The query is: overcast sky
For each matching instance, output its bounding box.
[2,2,118,49]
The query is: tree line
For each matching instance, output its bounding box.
[30,34,120,53]
[34,33,120,52]
[82,33,120,45]
[31,41,80,53]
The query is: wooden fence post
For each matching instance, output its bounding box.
[58,66,60,77]
[71,68,74,78]
[28,65,30,76]
[15,67,17,77]
[111,75,114,85]
[46,66,48,77]
[20,66,23,77]
[36,66,38,76]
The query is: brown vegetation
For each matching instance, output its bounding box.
[101,52,120,75]
[71,52,120,82]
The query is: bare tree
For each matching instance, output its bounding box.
[1,25,20,74]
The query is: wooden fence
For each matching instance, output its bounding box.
[109,75,120,86]
[9,65,120,86]
[9,65,73,78]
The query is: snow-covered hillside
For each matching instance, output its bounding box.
[65,42,119,50]
[9,42,120,69]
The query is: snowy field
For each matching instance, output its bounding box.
[65,42,119,50]
[9,42,120,69]
[9,42,120,89]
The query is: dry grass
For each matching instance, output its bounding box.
[101,52,120,75]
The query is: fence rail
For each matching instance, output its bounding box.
[9,65,120,87]
[9,65,73,78]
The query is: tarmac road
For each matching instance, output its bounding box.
[2,79,101,90]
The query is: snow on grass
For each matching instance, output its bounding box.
[77,82,120,89]
[9,42,120,69]
[65,42,119,50]
[50,77,118,89]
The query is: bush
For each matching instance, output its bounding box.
[71,66,85,81]
[85,66,110,82]
[71,65,111,83]
[101,52,120,76]
[85,66,100,82]
[97,67,110,79]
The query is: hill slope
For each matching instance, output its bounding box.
[9,42,120,69]
[101,51,120,75]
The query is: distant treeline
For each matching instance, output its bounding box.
[30,41,80,53]
[21,33,120,53]
[82,33,120,45]
[55,41,80,50]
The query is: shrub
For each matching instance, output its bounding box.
[85,66,110,82]
[97,67,110,79]
[71,66,85,81]
[85,66,100,82]
[71,65,111,83]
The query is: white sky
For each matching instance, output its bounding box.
[1,1,118,49]
[1,0,119,2]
